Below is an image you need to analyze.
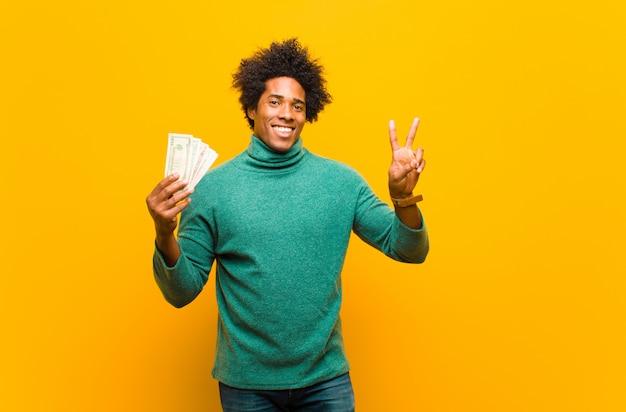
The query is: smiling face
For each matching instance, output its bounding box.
[247,77,306,153]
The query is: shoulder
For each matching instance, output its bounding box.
[305,151,366,182]
[306,150,361,174]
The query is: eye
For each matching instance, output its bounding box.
[269,100,279,106]
[293,104,304,111]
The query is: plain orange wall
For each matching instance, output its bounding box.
[1,1,625,411]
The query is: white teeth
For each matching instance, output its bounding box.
[274,126,293,132]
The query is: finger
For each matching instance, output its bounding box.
[160,179,190,201]
[150,174,181,201]
[156,173,180,191]
[169,187,194,206]
[170,196,192,216]
[153,192,192,223]
[148,180,192,216]
[389,120,401,151]
[414,147,425,163]
[404,117,420,149]
[417,158,426,173]
[412,147,425,173]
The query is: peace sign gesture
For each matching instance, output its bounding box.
[388,117,426,199]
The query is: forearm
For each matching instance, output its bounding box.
[155,232,181,267]
[353,185,428,263]
[393,203,423,229]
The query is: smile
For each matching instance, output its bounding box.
[273,126,295,132]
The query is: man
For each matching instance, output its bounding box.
[146,38,429,412]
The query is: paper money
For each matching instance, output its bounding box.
[164,133,218,190]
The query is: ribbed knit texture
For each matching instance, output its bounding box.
[153,135,429,390]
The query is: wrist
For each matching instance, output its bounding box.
[391,193,423,207]
[155,228,177,248]
[389,190,412,199]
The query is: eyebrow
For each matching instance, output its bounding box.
[268,94,306,105]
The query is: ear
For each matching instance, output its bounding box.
[247,106,256,121]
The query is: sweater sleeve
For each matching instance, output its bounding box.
[352,182,429,263]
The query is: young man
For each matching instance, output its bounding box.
[146,38,429,412]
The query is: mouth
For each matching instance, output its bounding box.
[272,125,296,137]
[273,125,295,132]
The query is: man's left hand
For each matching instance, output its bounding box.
[388,117,426,199]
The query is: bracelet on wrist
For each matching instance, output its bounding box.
[391,194,423,207]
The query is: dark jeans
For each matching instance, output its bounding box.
[219,373,355,412]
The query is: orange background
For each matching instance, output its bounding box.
[1,1,625,411]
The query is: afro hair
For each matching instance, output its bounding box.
[232,38,332,129]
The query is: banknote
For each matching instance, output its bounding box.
[164,133,218,190]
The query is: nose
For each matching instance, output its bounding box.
[279,105,293,120]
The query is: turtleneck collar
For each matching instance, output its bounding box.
[244,134,306,170]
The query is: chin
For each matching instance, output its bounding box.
[266,136,296,151]
[271,142,294,152]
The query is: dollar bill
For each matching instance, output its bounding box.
[164,132,218,190]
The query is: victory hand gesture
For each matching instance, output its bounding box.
[388,117,426,199]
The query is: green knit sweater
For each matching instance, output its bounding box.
[153,135,429,390]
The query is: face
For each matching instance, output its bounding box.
[247,77,306,153]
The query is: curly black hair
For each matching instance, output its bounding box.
[232,38,332,129]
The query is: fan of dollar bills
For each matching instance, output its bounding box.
[164,133,218,190]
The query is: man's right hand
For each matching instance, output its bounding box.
[146,173,194,265]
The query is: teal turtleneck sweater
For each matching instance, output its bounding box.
[153,135,429,390]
